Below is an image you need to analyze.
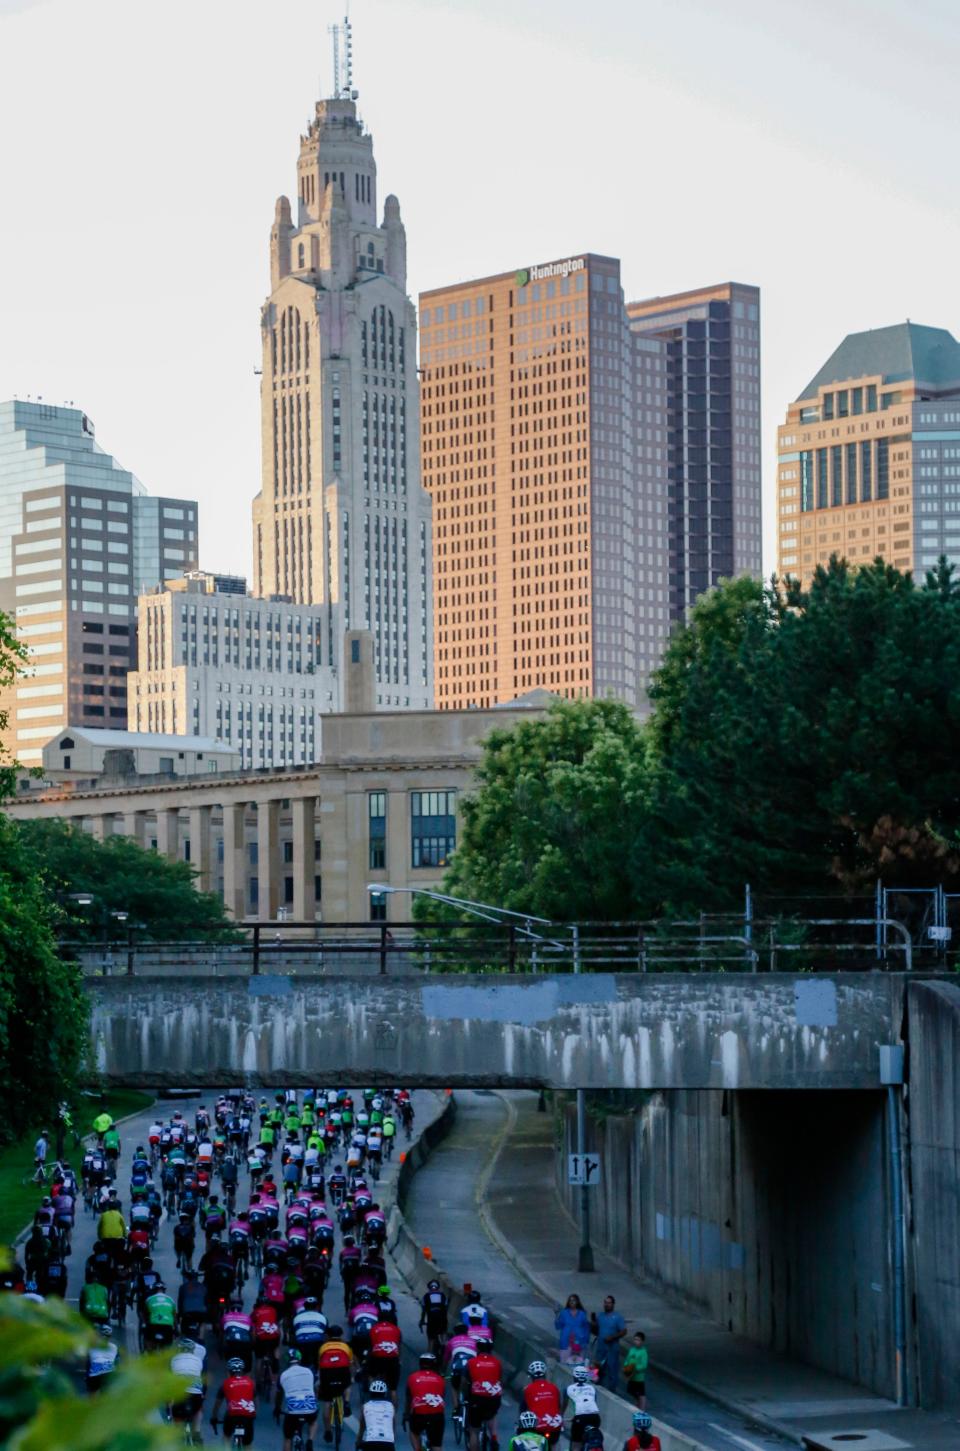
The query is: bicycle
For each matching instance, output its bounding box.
[21,1163,47,1187]
[330,1392,346,1451]
[451,1401,466,1446]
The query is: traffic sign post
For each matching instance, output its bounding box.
[568,1153,601,1185]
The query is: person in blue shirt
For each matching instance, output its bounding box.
[554,1295,591,1363]
[590,1296,626,1390]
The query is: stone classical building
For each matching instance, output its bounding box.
[251,36,432,710]
[5,702,542,923]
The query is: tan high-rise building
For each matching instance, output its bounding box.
[252,24,432,710]
[419,254,670,711]
[777,323,960,584]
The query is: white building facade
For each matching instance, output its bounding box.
[251,51,433,711]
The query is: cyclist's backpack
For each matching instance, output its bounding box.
[81,1281,109,1321]
[43,1259,67,1297]
[205,1208,225,1234]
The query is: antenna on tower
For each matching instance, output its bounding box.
[328,12,357,100]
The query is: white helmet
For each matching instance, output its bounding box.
[573,1365,591,1383]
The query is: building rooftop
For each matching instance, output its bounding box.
[53,727,232,753]
[799,322,960,400]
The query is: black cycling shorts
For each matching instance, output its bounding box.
[466,1397,500,1428]
[284,1412,318,1437]
[222,1416,255,1444]
[319,1370,351,1402]
[410,1412,445,1446]
[170,1393,203,1421]
[368,1357,400,1390]
[571,1413,601,1442]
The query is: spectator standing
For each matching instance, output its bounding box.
[590,1296,626,1390]
[622,1330,648,1409]
[554,1294,591,1363]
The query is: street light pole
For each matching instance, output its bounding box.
[571,924,594,1272]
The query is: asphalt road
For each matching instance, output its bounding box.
[59,1089,521,1448]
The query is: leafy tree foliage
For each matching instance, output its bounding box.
[425,559,960,923]
[419,699,650,922]
[0,1289,181,1448]
[0,612,87,1139]
[0,612,28,800]
[15,820,239,944]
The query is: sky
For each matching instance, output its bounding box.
[2,0,959,581]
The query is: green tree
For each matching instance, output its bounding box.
[0,1290,180,1448]
[0,611,28,799]
[649,557,960,909]
[420,698,652,922]
[15,819,239,944]
[0,612,87,1140]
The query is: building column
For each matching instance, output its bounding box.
[89,814,110,842]
[257,799,280,922]
[155,807,180,862]
[317,777,348,922]
[222,802,246,920]
[291,795,316,922]
[188,805,213,893]
[123,810,147,848]
[386,789,409,896]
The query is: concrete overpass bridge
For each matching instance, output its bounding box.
[85,969,909,1090]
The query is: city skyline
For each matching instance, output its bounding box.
[2,0,959,587]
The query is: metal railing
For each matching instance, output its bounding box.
[65,913,922,977]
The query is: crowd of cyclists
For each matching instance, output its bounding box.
[1,1087,660,1451]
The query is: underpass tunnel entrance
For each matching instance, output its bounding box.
[556,1087,898,1401]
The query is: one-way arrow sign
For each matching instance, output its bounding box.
[568,1152,601,1185]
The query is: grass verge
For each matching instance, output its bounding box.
[0,1088,154,1246]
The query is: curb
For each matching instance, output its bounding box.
[482,1093,806,1450]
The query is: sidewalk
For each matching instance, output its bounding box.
[481,1091,960,1451]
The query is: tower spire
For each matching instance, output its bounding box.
[328,12,357,101]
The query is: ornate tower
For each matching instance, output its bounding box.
[252,19,433,709]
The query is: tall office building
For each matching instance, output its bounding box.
[627,283,762,621]
[776,323,960,584]
[419,252,670,711]
[251,21,432,709]
[0,401,197,764]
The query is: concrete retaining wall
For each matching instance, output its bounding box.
[906,979,960,1408]
[558,1088,895,1398]
[387,1096,710,1451]
[84,972,902,1089]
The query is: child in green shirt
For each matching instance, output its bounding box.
[622,1331,648,1410]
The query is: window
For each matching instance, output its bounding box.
[877,438,890,499]
[800,452,814,512]
[369,890,387,922]
[369,791,386,869]
[817,450,828,509]
[861,441,872,501]
[411,790,456,868]
[159,756,174,772]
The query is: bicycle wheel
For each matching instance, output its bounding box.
[453,1407,464,1446]
[332,1396,344,1451]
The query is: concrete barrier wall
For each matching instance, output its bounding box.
[906,980,960,1409]
[84,972,901,1089]
[558,1088,895,1399]
[387,1096,711,1451]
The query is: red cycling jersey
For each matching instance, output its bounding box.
[370,1321,402,1358]
[222,1374,256,1418]
[467,1354,503,1400]
[407,1369,445,1415]
[523,1379,563,1431]
[252,1304,281,1341]
[624,1437,661,1451]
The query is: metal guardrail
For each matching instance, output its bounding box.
[64,914,920,976]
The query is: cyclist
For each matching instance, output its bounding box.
[374,1282,398,1325]
[275,1346,319,1451]
[97,1199,127,1262]
[381,1116,396,1160]
[174,1209,197,1272]
[86,1322,119,1394]
[368,1315,402,1396]
[419,1281,449,1354]
[103,1124,121,1166]
[202,1193,228,1241]
[212,1356,257,1445]
[359,1378,396,1451]
[253,1293,283,1389]
[178,1269,208,1339]
[510,1411,549,1451]
[222,1296,255,1369]
[292,1295,328,1367]
[444,1322,478,1413]
[170,1335,207,1439]
[522,1362,563,1446]
[465,1336,503,1451]
[405,1351,445,1451]
[142,1279,177,1350]
[317,1323,354,1442]
[79,1276,111,1327]
[623,1412,660,1451]
[463,1291,489,1331]
[564,1367,601,1451]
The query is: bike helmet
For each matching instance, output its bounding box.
[40,1197,52,1209]
[287,1347,303,1364]
[303,1296,319,1309]
[528,1361,547,1378]
[96,1322,113,1337]
[227,1357,245,1374]
[177,1336,198,1352]
[632,1413,652,1431]
[419,1353,438,1368]
[368,1380,389,1398]
[327,1324,344,1337]
[475,1336,493,1350]
[153,1280,166,1293]
[427,1279,441,1292]
[573,1366,592,1383]
[229,1296,244,1310]
[519,1412,539,1431]
[378,1284,391,1297]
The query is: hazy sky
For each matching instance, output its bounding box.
[2,0,958,580]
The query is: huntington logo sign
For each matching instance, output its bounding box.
[515,257,585,287]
